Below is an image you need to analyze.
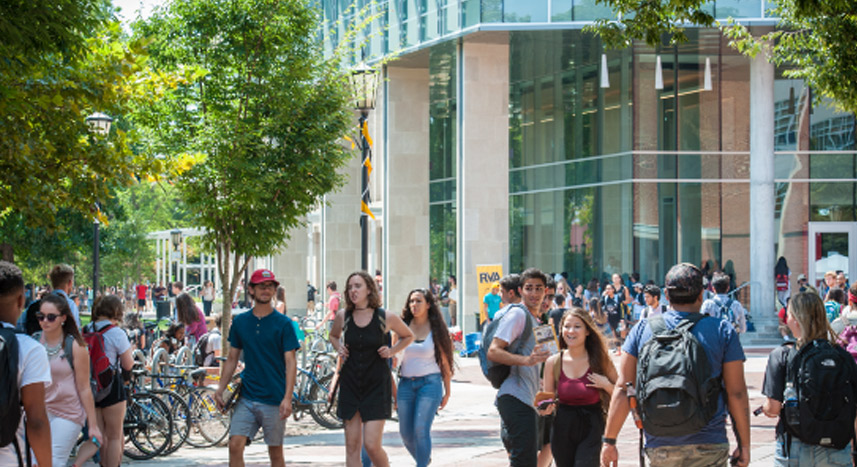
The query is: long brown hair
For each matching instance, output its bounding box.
[176,293,201,325]
[558,307,615,413]
[401,288,455,378]
[344,271,382,312]
[40,294,85,345]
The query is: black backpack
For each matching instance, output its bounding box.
[478,304,532,389]
[783,339,857,449]
[636,313,721,437]
[193,329,220,367]
[0,326,23,463]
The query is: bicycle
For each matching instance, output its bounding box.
[291,357,341,429]
[123,372,174,460]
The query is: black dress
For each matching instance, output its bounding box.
[337,308,391,422]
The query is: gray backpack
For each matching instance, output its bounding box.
[636,313,721,437]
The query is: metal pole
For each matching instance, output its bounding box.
[360,111,369,272]
[93,220,100,297]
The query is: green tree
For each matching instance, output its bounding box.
[134,0,358,348]
[588,0,857,114]
[0,17,185,260]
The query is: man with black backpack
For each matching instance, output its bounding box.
[486,268,551,467]
[0,261,52,467]
[600,263,751,467]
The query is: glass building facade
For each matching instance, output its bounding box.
[316,0,857,336]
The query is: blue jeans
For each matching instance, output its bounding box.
[397,373,444,467]
[775,436,852,466]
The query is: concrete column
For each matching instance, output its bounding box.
[750,48,776,320]
[384,66,430,311]
[460,35,510,334]
[272,219,310,316]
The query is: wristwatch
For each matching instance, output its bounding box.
[602,436,617,445]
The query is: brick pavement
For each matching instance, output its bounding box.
[102,347,780,466]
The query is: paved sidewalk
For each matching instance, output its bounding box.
[101,347,779,466]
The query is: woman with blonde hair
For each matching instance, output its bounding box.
[542,307,617,465]
[762,292,857,465]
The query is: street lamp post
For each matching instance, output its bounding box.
[348,63,379,272]
[170,228,182,283]
[86,112,113,296]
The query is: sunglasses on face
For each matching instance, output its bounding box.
[36,312,61,322]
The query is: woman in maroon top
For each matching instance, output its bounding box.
[542,308,617,466]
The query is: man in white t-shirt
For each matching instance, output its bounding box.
[0,261,51,466]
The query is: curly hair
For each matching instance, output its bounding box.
[344,271,382,312]
[400,288,455,378]
[558,307,615,414]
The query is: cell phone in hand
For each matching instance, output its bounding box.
[536,399,554,410]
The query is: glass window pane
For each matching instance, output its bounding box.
[482,0,501,21]
[715,0,762,18]
[551,0,571,20]
[504,0,548,22]
[573,0,613,20]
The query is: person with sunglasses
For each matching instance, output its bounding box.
[34,294,103,467]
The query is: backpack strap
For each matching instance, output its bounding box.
[64,334,75,371]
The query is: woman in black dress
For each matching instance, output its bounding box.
[329,271,414,467]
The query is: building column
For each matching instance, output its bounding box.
[459,35,510,334]
[750,48,776,319]
[384,66,430,310]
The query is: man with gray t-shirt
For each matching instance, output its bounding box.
[487,268,551,466]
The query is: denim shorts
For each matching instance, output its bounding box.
[775,436,851,466]
[230,398,286,446]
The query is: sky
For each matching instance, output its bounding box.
[112,0,161,24]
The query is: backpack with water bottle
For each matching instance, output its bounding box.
[782,339,857,449]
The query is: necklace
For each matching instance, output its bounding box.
[42,339,63,358]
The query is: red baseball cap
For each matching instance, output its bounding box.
[249,269,279,287]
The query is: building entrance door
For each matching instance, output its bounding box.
[808,222,857,290]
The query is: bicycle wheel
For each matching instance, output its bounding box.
[186,386,230,448]
[309,374,343,429]
[124,392,173,460]
[151,388,191,455]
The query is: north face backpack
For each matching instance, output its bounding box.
[636,313,721,437]
[478,304,532,389]
[83,323,117,402]
[783,339,857,449]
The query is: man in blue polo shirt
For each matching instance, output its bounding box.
[215,269,299,467]
[600,263,751,467]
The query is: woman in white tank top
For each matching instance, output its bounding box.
[396,288,455,467]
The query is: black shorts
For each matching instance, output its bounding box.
[138,299,146,307]
[95,378,127,408]
[538,413,554,448]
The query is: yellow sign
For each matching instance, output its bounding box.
[476,264,503,324]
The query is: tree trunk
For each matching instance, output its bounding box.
[217,242,251,357]
[0,243,13,263]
